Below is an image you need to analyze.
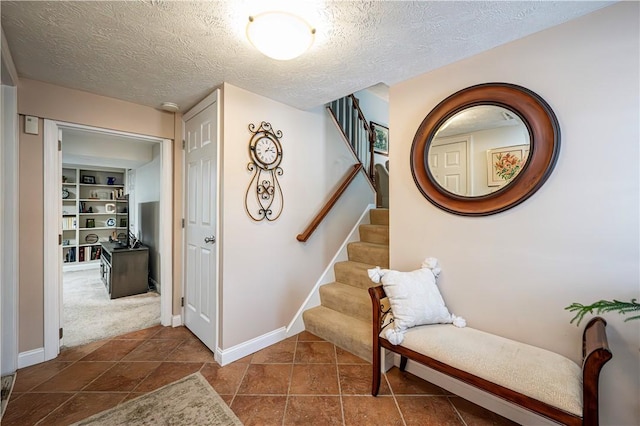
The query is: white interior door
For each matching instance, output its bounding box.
[184,97,218,353]
[429,139,468,195]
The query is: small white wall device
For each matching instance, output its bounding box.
[25,115,39,135]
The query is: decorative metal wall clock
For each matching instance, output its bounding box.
[244,121,284,221]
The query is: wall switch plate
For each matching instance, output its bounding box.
[25,115,39,135]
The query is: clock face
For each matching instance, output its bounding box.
[62,188,70,199]
[254,137,280,166]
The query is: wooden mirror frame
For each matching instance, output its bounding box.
[410,83,560,216]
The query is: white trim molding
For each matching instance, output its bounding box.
[1,84,19,376]
[18,348,45,369]
[43,120,62,361]
[43,120,173,362]
[216,327,287,366]
[171,315,182,327]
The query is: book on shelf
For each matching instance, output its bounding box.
[62,217,77,230]
[64,247,76,263]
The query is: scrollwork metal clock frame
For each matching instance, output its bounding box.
[244,121,284,221]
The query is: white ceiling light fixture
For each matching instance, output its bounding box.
[246,12,316,61]
[160,101,179,112]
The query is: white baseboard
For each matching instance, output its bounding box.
[216,327,287,366]
[18,347,45,369]
[171,315,182,327]
[399,356,556,425]
[285,203,375,337]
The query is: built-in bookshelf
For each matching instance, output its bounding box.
[62,166,128,269]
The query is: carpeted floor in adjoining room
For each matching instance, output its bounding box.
[63,268,160,348]
[3,325,518,425]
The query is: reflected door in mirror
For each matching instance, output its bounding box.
[428,105,529,197]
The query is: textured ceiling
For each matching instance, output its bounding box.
[1,1,612,112]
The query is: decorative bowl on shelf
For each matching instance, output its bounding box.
[85,234,99,244]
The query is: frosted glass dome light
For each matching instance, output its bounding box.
[247,12,316,61]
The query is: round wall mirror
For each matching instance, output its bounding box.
[411,83,560,216]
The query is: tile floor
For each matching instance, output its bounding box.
[3,325,518,425]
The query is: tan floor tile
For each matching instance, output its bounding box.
[115,324,162,340]
[231,395,287,426]
[79,339,143,361]
[289,364,339,395]
[296,331,325,342]
[12,361,73,392]
[57,340,108,361]
[1,392,73,426]
[33,361,115,392]
[294,341,336,364]
[84,361,161,391]
[37,392,125,425]
[120,391,145,403]
[251,341,296,364]
[284,396,343,425]
[396,395,464,425]
[133,362,203,393]
[339,364,391,395]
[165,338,216,362]
[237,364,292,395]
[336,346,369,364]
[219,393,234,405]
[151,325,196,340]
[385,366,449,395]
[342,395,404,426]
[449,396,520,426]
[121,338,182,361]
[200,362,249,395]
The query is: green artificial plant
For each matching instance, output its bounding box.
[565,298,640,326]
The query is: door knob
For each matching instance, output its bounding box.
[204,236,216,244]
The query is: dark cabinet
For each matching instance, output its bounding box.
[100,242,149,299]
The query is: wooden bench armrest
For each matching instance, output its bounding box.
[581,317,612,426]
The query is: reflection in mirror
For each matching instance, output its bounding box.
[428,105,529,197]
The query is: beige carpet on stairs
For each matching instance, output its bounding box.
[72,373,242,425]
[303,208,389,362]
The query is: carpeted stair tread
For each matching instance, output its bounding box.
[347,241,389,268]
[369,208,389,226]
[359,224,389,245]
[334,261,379,290]
[319,282,375,321]
[302,306,371,362]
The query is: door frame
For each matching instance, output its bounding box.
[43,119,173,361]
[1,85,19,374]
[181,89,222,361]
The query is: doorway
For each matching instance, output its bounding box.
[43,120,173,361]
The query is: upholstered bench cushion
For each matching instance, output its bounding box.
[393,324,583,416]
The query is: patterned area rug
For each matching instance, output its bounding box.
[72,373,243,425]
[1,373,16,419]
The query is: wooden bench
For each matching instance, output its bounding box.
[369,286,612,426]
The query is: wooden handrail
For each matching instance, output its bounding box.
[297,163,363,242]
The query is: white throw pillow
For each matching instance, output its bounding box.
[368,258,465,345]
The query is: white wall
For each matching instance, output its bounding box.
[354,88,389,166]
[390,3,639,425]
[220,83,373,348]
[62,133,153,170]
[134,144,161,204]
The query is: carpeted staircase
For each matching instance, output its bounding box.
[303,208,389,362]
